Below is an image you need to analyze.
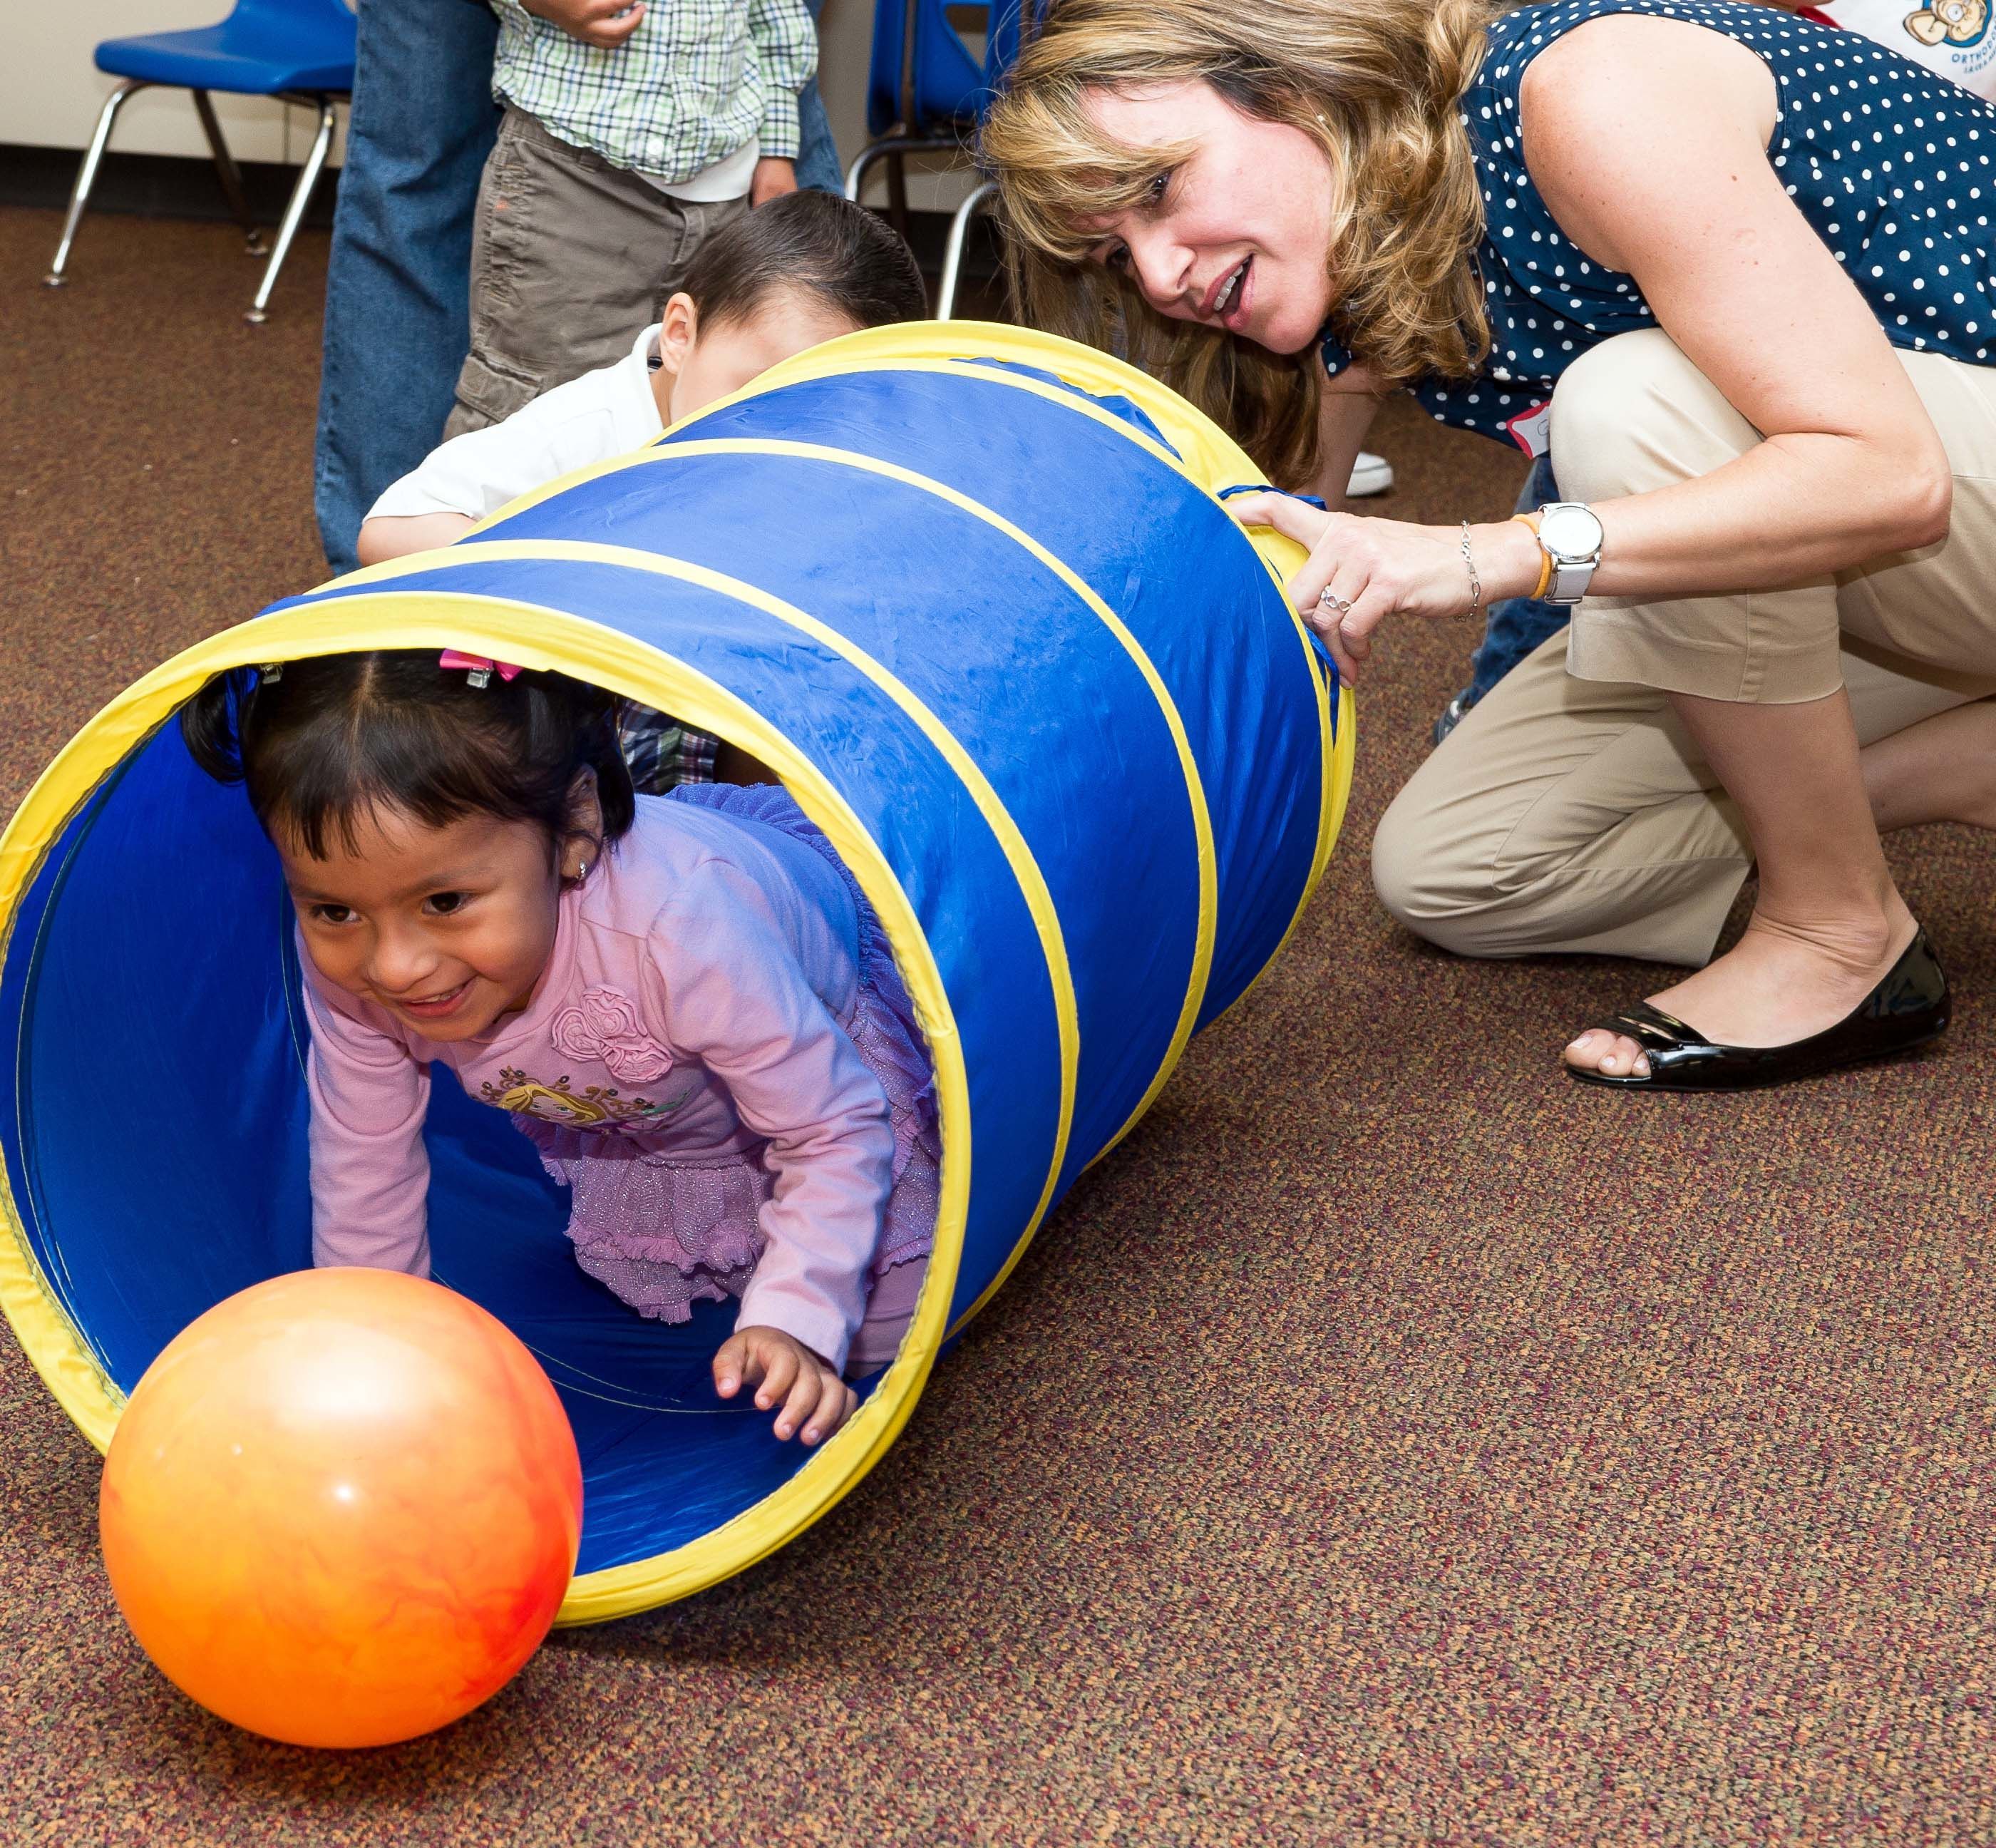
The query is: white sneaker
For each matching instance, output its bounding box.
[1347,451,1394,498]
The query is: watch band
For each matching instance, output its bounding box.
[1548,556,1594,603]
[1509,513,1555,600]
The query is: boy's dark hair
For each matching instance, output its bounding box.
[180,652,637,863]
[685,190,928,332]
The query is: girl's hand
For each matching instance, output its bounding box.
[1227,493,1539,685]
[714,1325,858,1444]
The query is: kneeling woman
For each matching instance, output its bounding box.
[986,0,1996,1090]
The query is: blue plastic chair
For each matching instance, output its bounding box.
[844,0,988,231]
[44,0,358,324]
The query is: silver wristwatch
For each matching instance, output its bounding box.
[1534,501,1605,605]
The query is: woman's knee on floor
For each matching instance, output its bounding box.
[1370,774,1533,959]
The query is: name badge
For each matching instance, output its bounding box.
[1503,400,1553,458]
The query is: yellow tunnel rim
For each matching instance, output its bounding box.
[0,599,980,1626]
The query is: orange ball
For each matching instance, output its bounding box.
[100,1268,582,1748]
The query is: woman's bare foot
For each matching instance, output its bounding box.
[1563,888,1918,1080]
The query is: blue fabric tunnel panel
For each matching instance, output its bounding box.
[0,326,1354,1622]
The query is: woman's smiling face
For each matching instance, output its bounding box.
[1078,80,1336,355]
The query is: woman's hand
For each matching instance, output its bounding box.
[1228,494,1540,684]
[713,1325,858,1444]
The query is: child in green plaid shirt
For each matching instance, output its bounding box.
[447,0,820,439]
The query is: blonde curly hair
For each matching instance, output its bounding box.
[982,0,1496,484]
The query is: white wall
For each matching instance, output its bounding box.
[2,0,973,205]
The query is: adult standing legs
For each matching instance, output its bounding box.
[793,0,843,196]
[314,0,500,577]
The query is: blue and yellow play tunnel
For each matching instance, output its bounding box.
[0,325,1352,1622]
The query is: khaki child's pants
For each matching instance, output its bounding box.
[445,107,749,438]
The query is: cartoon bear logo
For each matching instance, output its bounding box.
[1906,0,1990,48]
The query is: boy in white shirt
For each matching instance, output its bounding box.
[361,190,927,786]
[364,190,924,555]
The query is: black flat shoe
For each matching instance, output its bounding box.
[1566,928,1950,1093]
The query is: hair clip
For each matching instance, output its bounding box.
[257,662,284,682]
[439,650,523,689]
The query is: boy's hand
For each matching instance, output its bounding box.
[525,0,646,50]
[751,158,798,207]
[714,1325,857,1444]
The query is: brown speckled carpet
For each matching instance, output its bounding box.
[4,205,1995,1846]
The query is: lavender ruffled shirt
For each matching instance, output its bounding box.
[302,795,900,1368]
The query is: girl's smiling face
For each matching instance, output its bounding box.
[279,806,579,1042]
[1077,80,1337,356]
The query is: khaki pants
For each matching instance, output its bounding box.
[445,107,748,438]
[1374,329,1996,967]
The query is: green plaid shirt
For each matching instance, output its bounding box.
[489,0,816,176]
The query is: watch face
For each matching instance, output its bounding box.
[1539,503,1603,562]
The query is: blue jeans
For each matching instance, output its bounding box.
[314,0,500,576]
[1463,454,1570,706]
[314,0,843,576]
[794,15,843,199]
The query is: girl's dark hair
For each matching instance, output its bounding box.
[684,189,928,332]
[180,651,637,863]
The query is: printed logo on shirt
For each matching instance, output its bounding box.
[1905,0,1990,50]
[1813,0,1996,90]
[480,1067,697,1128]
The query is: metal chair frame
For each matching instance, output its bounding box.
[935,178,998,322]
[44,80,343,324]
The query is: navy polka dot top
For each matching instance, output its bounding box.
[1319,0,1996,451]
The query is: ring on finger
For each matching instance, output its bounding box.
[1316,587,1354,616]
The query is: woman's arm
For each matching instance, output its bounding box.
[1293,366,1388,508]
[1519,13,1951,593]
[1233,16,1951,677]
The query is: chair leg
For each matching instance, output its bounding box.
[885,151,911,240]
[843,142,883,201]
[44,81,149,287]
[191,88,269,257]
[245,97,337,324]
[937,180,998,322]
